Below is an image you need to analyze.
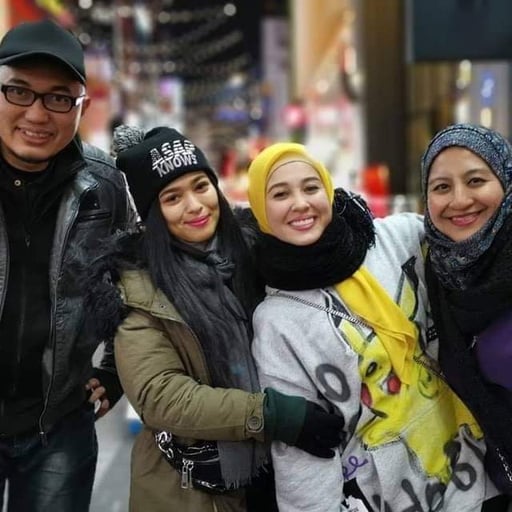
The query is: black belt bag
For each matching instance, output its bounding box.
[155,431,228,494]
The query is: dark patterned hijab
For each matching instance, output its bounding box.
[421,123,512,288]
[422,125,512,493]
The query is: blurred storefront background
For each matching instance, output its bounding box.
[3,1,512,510]
[3,0,512,216]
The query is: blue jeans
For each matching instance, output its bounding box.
[0,404,98,512]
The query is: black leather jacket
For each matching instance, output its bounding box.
[0,138,136,437]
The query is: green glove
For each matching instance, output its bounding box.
[263,387,307,445]
[263,388,344,459]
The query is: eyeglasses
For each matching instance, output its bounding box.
[0,84,86,113]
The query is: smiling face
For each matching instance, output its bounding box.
[265,159,332,246]
[427,147,504,242]
[0,60,90,172]
[158,171,220,244]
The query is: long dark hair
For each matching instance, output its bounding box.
[142,183,263,349]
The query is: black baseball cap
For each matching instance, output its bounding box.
[0,19,86,83]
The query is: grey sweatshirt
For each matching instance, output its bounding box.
[252,213,497,512]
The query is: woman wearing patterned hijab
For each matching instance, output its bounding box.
[423,123,512,502]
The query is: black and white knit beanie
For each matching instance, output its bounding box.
[113,125,217,220]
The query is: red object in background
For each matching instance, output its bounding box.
[249,135,271,160]
[362,163,390,196]
[10,1,75,28]
[10,0,45,25]
[219,148,237,179]
[362,163,391,218]
[283,101,307,130]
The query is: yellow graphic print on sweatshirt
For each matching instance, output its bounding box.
[338,265,482,485]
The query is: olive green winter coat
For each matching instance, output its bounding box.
[114,270,267,512]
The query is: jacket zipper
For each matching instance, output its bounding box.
[0,207,9,428]
[0,209,9,321]
[413,354,446,382]
[38,185,92,444]
[10,265,27,397]
[23,184,31,247]
[181,459,194,489]
[11,187,32,396]
[495,446,512,483]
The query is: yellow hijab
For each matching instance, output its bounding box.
[247,142,334,234]
[247,143,415,384]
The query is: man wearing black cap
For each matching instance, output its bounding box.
[0,19,135,511]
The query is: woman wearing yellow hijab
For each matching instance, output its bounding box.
[247,143,499,512]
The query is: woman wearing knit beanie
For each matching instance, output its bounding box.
[246,142,500,511]
[422,123,512,507]
[82,126,343,512]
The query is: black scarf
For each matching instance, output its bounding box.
[155,238,268,488]
[256,189,375,290]
[426,216,512,494]
[169,239,260,390]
